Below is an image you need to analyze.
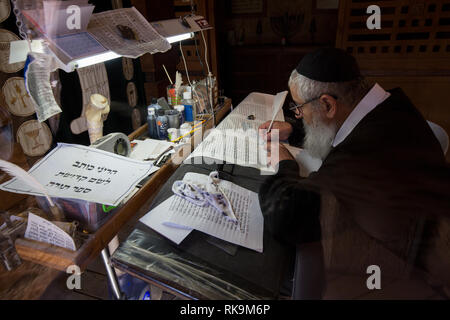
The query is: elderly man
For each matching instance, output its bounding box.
[258,48,450,287]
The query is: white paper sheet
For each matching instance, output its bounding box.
[217,113,263,131]
[24,212,76,251]
[129,139,174,161]
[9,40,45,64]
[186,128,272,172]
[87,7,171,58]
[185,92,284,173]
[139,198,192,245]
[163,172,264,252]
[267,91,288,131]
[232,91,286,123]
[0,143,154,206]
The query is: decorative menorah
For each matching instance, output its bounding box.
[270,11,305,45]
[10,83,30,110]
[25,129,43,150]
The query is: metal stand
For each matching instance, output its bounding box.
[101,248,124,300]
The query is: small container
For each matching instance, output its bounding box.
[174,105,185,125]
[167,128,179,142]
[167,85,181,106]
[179,123,192,143]
[147,107,158,139]
[148,98,161,111]
[36,196,117,232]
[165,109,180,129]
[182,91,194,122]
[156,109,169,140]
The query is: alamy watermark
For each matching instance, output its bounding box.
[367,5,381,30]
[66,5,81,30]
[66,264,81,290]
[366,265,381,290]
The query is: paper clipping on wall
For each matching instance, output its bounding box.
[0,143,154,206]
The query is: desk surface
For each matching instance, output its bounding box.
[13,99,233,272]
[111,161,293,300]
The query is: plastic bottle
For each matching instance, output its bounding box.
[174,105,185,125]
[182,91,195,122]
[148,98,161,112]
[156,109,169,140]
[147,107,158,139]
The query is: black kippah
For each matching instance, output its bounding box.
[296,48,361,82]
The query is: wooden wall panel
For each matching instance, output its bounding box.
[337,0,450,161]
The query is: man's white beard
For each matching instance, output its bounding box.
[303,114,337,161]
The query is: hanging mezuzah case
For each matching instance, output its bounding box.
[0,106,14,161]
[122,57,134,81]
[131,108,142,131]
[126,81,138,108]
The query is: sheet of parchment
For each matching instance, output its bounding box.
[163,172,264,253]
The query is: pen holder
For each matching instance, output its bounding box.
[167,85,181,106]
[165,110,180,129]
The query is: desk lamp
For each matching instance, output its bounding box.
[8,3,211,72]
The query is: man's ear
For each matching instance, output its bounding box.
[319,94,337,119]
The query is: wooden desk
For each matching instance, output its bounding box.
[107,96,292,300]
[13,98,232,272]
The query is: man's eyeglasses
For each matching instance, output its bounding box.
[289,97,320,115]
[288,95,338,116]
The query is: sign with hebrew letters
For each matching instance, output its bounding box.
[0,143,154,206]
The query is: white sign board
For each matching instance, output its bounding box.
[0,143,154,206]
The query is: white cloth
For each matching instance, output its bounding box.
[332,83,391,147]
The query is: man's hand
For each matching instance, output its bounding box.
[259,121,293,141]
[266,141,294,167]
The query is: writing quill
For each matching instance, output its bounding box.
[0,159,64,221]
[175,71,183,100]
